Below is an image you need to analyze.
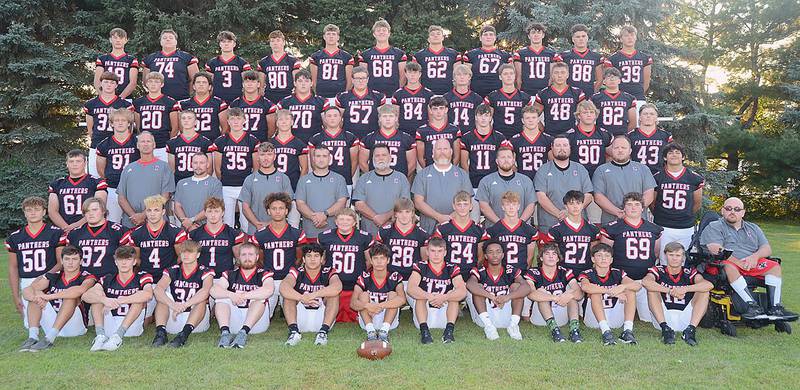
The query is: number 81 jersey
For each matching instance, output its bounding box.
[249,224,309,280]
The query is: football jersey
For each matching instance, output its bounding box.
[95,53,138,96]
[308,129,359,185]
[416,123,461,165]
[249,224,308,280]
[355,271,404,303]
[535,86,585,136]
[228,95,276,142]
[66,222,126,276]
[359,46,407,96]
[318,229,375,290]
[461,48,512,97]
[257,53,301,103]
[377,224,429,280]
[604,50,653,100]
[591,90,637,136]
[459,129,507,187]
[486,220,539,270]
[513,46,559,95]
[653,167,705,229]
[165,133,213,183]
[204,55,252,103]
[44,271,95,311]
[647,265,697,311]
[133,94,177,148]
[5,224,64,278]
[432,220,489,278]
[508,131,553,182]
[484,89,533,138]
[175,95,229,142]
[444,89,484,133]
[577,267,626,308]
[360,129,416,176]
[276,94,327,142]
[101,271,153,316]
[525,266,575,295]
[289,266,338,307]
[121,222,187,280]
[558,48,603,98]
[309,48,355,98]
[393,86,435,136]
[221,267,273,308]
[413,261,461,295]
[335,89,386,139]
[601,218,663,280]
[210,132,260,187]
[48,175,108,225]
[189,224,246,276]
[471,266,522,296]
[546,219,601,273]
[413,47,460,95]
[268,135,308,190]
[95,134,139,188]
[83,96,133,148]
[165,263,214,306]
[564,126,613,177]
[628,128,674,173]
[141,50,198,101]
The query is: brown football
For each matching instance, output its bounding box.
[356,340,392,360]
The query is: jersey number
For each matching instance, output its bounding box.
[332,252,356,274]
[661,189,687,210]
[21,249,48,273]
[625,238,651,260]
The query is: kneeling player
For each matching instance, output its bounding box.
[642,242,712,346]
[466,240,530,341]
[211,242,274,348]
[407,237,467,344]
[152,240,214,348]
[20,246,96,352]
[578,244,640,345]
[281,243,342,346]
[82,246,153,351]
[350,244,406,342]
[526,243,584,343]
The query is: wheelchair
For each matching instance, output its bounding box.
[685,212,796,337]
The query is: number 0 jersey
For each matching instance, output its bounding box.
[377,224,429,281]
[249,224,308,280]
[601,218,663,280]
[5,224,64,278]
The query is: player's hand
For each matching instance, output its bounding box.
[615,209,625,218]
[429,294,446,307]
[495,294,511,307]
[231,294,246,306]
[104,298,120,310]
[367,303,382,315]
[743,256,758,271]
[557,209,567,221]
[254,222,266,232]
[130,213,146,226]
[65,222,82,232]
[436,213,451,224]
[672,286,687,300]
[181,218,194,230]
[555,294,570,307]
[372,213,390,228]
[610,285,626,297]
[13,297,24,315]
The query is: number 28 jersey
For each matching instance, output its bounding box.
[377,224,429,281]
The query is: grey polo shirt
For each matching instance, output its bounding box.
[592,160,657,224]
[174,175,224,222]
[295,170,349,238]
[238,169,294,234]
[534,160,593,229]
[476,171,536,227]
[117,159,176,228]
[700,219,769,259]
[411,163,472,233]
[352,169,411,235]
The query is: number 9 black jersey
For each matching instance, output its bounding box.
[377,224,429,281]
[48,175,108,225]
[601,218,663,280]
[268,135,308,191]
[653,167,704,229]
[5,224,64,279]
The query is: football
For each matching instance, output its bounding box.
[356,340,392,360]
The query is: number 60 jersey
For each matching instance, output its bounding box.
[318,228,374,291]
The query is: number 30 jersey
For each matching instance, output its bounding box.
[166,133,213,183]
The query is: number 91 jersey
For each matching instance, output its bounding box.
[5,224,64,279]
[318,229,375,291]
[377,224,430,281]
[249,224,309,280]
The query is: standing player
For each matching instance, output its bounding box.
[276,70,327,143]
[308,106,360,193]
[175,72,229,142]
[393,62,434,136]
[258,30,301,104]
[65,198,126,277]
[486,191,539,271]
[544,190,601,275]
[359,19,407,96]
[414,25,460,95]
[564,100,613,179]
[376,198,429,283]
[134,72,178,161]
[483,64,533,139]
[335,66,386,140]
[559,24,604,99]
[534,62,585,136]
[628,104,673,174]
[121,195,187,284]
[189,197,246,277]
[352,145,412,235]
[604,26,653,110]
[116,132,176,229]
[462,26,512,97]
[166,110,213,183]
[228,70,276,142]
[416,97,462,167]
[513,23,559,96]
[295,147,349,239]
[47,150,108,232]
[205,31,252,104]
[444,64,484,134]
[591,68,637,136]
[432,191,490,282]
[534,137,594,228]
[359,104,417,179]
[412,139,472,233]
[269,109,309,195]
[310,24,355,99]
[141,29,199,101]
[509,107,553,183]
[94,28,138,99]
[526,244,584,343]
[350,244,406,341]
[476,147,536,226]
[95,108,139,224]
[459,104,506,219]
[84,72,133,176]
[238,143,294,233]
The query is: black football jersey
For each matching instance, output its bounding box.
[165,133,213,183]
[470,266,522,296]
[83,96,133,148]
[308,129,359,185]
[175,95,229,142]
[5,224,64,278]
[121,223,187,280]
[228,95,276,142]
[276,94,327,142]
[628,128,674,174]
[205,55,252,104]
[525,266,575,295]
[249,224,308,280]
[577,267,626,308]
[95,134,139,188]
[95,53,138,96]
[535,86,585,136]
[258,53,301,103]
[601,218,663,280]
[433,220,489,278]
[66,222,126,276]
[604,51,653,100]
[413,261,461,295]
[360,129,416,176]
[289,266,338,305]
[189,224,246,276]
[359,46,407,96]
[133,94,177,148]
[459,129,507,187]
[591,91,637,136]
[210,132,260,186]
[377,224,429,280]
[546,219,601,273]
[508,131,553,181]
[44,271,95,311]
[309,48,355,98]
[48,175,108,225]
[268,135,308,190]
[483,89,533,138]
[355,271,403,303]
[653,167,705,229]
[101,271,153,316]
[647,265,697,311]
[444,89,485,133]
[141,50,198,101]
[461,48,512,97]
[513,46,559,94]
[392,86,435,136]
[166,264,214,306]
[335,89,386,139]
[414,47,460,95]
[558,49,603,98]
[318,229,375,290]
[564,126,613,177]
[416,123,461,165]
[221,267,273,308]
[487,220,539,270]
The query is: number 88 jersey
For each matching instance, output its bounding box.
[249,224,309,280]
[377,224,430,281]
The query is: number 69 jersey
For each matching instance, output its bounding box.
[653,167,705,229]
[318,229,375,291]
[165,264,214,308]
[377,224,430,281]
[577,267,626,308]
[601,218,663,280]
[432,220,489,280]
[100,271,153,316]
[545,219,601,274]
[249,224,309,280]
[5,224,65,279]
[412,261,461,295]
[121,223,188,281]
[189,224,246,277]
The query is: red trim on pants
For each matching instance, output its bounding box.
[722,258,779,278]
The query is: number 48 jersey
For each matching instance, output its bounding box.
[535,86,586,136]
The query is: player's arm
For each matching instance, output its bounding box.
[314,274,343,298]
[187,63,200,94]
[479,200,500,224]
[627,107,637,130]
[525,242,536,268]
[692,186,703,214]
[135,112,143,133]
[413,194,447,223]
[358,145,370,172]
[184,275,213,305]
[620,275,642,292]
[96,154,107,179]
[416,140,426,167]
[46,277,97,300]
[445,274,467,301]
[459,148,469,172]
[593,191,622,217]
[152,274,175,305]
[345,63,354,91]
[310,63,319,88]
[406,271,428,300]
[81,283,109,304]
[398,60,407,88]
[299,152,309,176]
[209,277,231,299]
[251,150,260,172]
[48,193,70,229]
[643,65,652,94]
[7,253,23,313]
[213,151,223,179]
[219,109,230,135]
[349,284,369,311]
[452,138,461,165]
[641,273,668,293]
[279,273,303,301]
[382,282,406,309]
[465,274,493,299]
[564,279,584,300]
[245,275,275,301]
[508,275,531,299]
[405,149,416,180]
[579,277,607,295]
[593,64,604,93]
[169,111,180,138]
[93,66,104,93]
[141,67,150,83]
[258,71,267,95]
[120,67,139,99]
[117,283,154,304]
[266,112,276,139]
[168,153,176,173]
[689,274,713,293]
[514,61,522,89]
[528,282,558,302]
[21,275,50,302]
[349,145,359,177]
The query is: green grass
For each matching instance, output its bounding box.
[2,222,799,389]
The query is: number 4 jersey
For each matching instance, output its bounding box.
[121,223,188,281]
[5,224,65,279]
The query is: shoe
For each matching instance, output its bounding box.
[169,332,188,348]
[102,334,123,351]
[602,330,616,346]
[442,328,455,344]
[366,330,378,341]
[483,324,500,340]
[741,301,766,320]
[377,330,389,343]
[152,329,168,347]
[507,324,523,340]
[19,338,37,352]
[285,331,302,346]
[314,331,328,346]
[217,331,234,348]
[420,328,433,344]
[551,327,565,343]
[231,330,248,348]
[569,329,583,343]
[29,339,53,352]
[767,304,799,321]
[90,335,108,351]
[682,326,698,346]
[619,329,637,344]
[661,327,675,345]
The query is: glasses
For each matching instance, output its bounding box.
[723,206,744,212]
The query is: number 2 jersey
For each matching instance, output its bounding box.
[165,264,214,307]
[121,223,188,281]
[486,220,539,271]
[48,174,108,225]
[653,167,704,229]
[412,261,461,295]
[432,220,489,280]
[100,271,153,316]
[601,218,663,280]
[377,224,429,281]
[249,224,308,280]
[5,224,64,279]
[220,267,274,308]
[646,265,698,311]
[545,219,601,274]
[189,224,246,277]
[318,228,374,291]
[355,270,403,303]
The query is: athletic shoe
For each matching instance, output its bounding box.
[152,329,168,347]
[29,339,53,352]
[169,332,188,348]
[569,329,583,343]
[19,338,37,352]
[102,334,123,351]
[90,335,108,352]
[741,301,766,320]
[314,332,328,346]
[483,324,500,340]
[661,327,675,345]
[377,330,390,343]
[366,330,378,341]
[217,332,234,348]
[442,328,455,344]
[285,331,302,346]
[682,326,698,346]
[420,328,433,344]
[602,330,616,346]
[231,330,248,348]
[767,304,799,321]
[507,324,523,340]
[619,329,637,344]
[551,327,565,343]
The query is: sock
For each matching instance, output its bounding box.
[624,321,634,331]
[156,325,166,333]
[181,324,194,336]
[116,325,128,338]
[731,277,754,302]
[365,323,376,333]
[381,322,391,332]
[510,314,521,327]
[288,323,299,333]
[95,326,105,337]
[445,322,455,332]
[28,327,39,340]
[545,317,558,331]
[659,322,669,331]
[764,275,782,305]
[320,324,330,334]
[242,325,251,334]
[478,312,492,327]
[419,322,429,332]
[220,326,230,334]
[45,329,58,343]
[599,320,610,333]
[569,319,580,332]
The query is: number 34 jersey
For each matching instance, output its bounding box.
[165,264,214,308]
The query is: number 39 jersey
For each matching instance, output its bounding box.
[564,126,613,177]
[189,224,246,277]
[249,224,308,280]
[508,131,553,182]
[5,224,64,279]
[318,229,375,291]
[653,167,705,229]
[432,220,489,279]
[165,264,214,307]
[545,219,601,274]
[121,223,187,281]
[100,271,153,316]
[356,271,403,303]
[412,261,461,295]
[166,133,213,183]
[209,132,260,187]
[377,224,430,281]
[577,267,626,308]
[66,222,126,277]
[48,175,108,225]
[601,218,663,280]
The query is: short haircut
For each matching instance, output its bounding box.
[335,208,358,220]
[393,197,415,213]
[323,24,340,34]
[109,28,127,38]
[242,70,259,81]
[66,149,86,160]
[429,96,448,107]
[372,144,391,154]
[639,102,658,115]
[612,134,632,147]
[453,190,471,203]
[538,243,562,262]
[475,103,493,116]
[203,197,225,211]
[181,240,201,253]
[143,194,167,210]
[453,63,472,78]
[264,192,293,211]
[428,25,444,34]
[496,145,514,156]
[22,196,46,210]
[109,108,134,124]
[294,69,311,81]
[552,134,569,144]
[218,30,237,42]
[663,241,686,255]
[227,107,245,118]
[99,71,119,83]
[378,103,399,116]
[591,243,612,256]
[562,190,585,204]
[482,239,504,254]
[238,241,259,255]
[551,62,568,71]
[526,22,546,34]
[521,105,538,116]
[498,63,515,74]
[480,25,496,35]
[144,71,165,83]
[160,29,178,41]
[620,25,638,35]
[114,246,137,259]
[257,142,276,152]
[192,71,213,85]
[623,192,644,206]
[275,108,293,120]
[603,67,622,79]
[369,243,391,259]
[662,143,685,160]
[302,242,325,257]
[269,30,285,40]
[81,197,106,214]
[405,61,421,72]
[61,245,81,259]
[352,65,368,76]
[501,191,520,204]
[180,110,197,120]
[570,24,589,36]
[372,19,391,32]
[427,237,446,249]
[575,100,598,115]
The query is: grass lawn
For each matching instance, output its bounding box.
[1,222,799,389]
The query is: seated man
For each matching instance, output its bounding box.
[466,239,529,341]
[642,242,712,346]
[211,242,275,348]
[281,243,342,346]
[350,244,406,342]
[82,246,153,352]
[526,243,584,343]
[20,246,96,352]
[578,244,640,346]
[407,237,467,344]
[152,240,214,348]
[700,197,797,320]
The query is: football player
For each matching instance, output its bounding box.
[393,62,434,136]
[275,70,327,143]
[461,25,512,97]
[508,106,553,183]
[604,25,653,112]
[335,65,385,140]
[564,100,613,178]
[65,197,126,278]
[134,71,178,161]
[416,96,461,167]
[359,19,407,96]
[486,191,539,271]
[444,64,484,133]
[228,70,277,142]
[358,103,417,179]
[558,24,604,98]
[188,197,246,277]
[534,62,585,136]
[459,104,506,220]
[175,72,229,141]
[258,30,301,104]
[238,142,294,234]
[95,107,139,223]
[94,28,138,99]
[590,68,636,136]
[432,190,489,281]
[84,71,133,176]
[414,25,460,95]
[526,243,584,343]
[269,108,309,197]
[350,243,405,342]
[47,149,108,232]
[166,110,214,184]
[141,29,199,101]
[513,23,558,96]
[476,147,537,226]
[628,103,674,174]
[309,24,355,99]
[483,63,533,138]
[544,190,601,275]
[308,106,360,194]
[376,198,429,285]
[205,31,252,104]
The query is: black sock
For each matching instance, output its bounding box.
[320,324,330,334]
[419,322,429,332]
[242,325,251,334]
[156,325,166,333]
[445,322,455,331]
[288,323,299,333]
[220,326,230,334]
[659,322,669,331]
[181,324,194,336]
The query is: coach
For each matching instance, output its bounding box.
[174,153,223,231]
[476,146,536,226]
[412,139,472,233]
[117,132,175,228]
[592,135,656,224]
[353,144,411,235]
[295,147,349,239]
[239,143,294,234]
[534,135,593,230]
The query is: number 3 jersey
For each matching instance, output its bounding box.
[601,218,663,280]
[653,167,705,229]
[165,264,214,307]
[412,261,461,295]
[318,229,374,291]
[220,267,274,308]
[647,265,698,311]
[189,224,246,277]
[5,224,65,279]
[376,224,429,281]
[121,223,188,281]
[577,267,626,308]
[355,271,403,303]
[100,271,153,316]
[249,224,309,280]
[545,219,601,274]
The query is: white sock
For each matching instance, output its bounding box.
[365,323,375,332]
[479,312,493,327]
[28,327,39,340]
[599,320,610,333]
[764,275,782,305]
[510,314,520,327]
[46,329,58,343]
[381,322,391,332]
[624,321,634,331]
[731,277,754,302]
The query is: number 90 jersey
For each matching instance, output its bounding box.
[432,220,489,280]
[577,267,626,308]
[601,218,663,280]
[377,224,430,281]
[165,264,214,308]
[249,224,308,280]
[564,126,613,177]
[100,271,153,316]
[412,261,461,295]
[318,229,375,291]
[545,219,601,274]
[5,224,64,279]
